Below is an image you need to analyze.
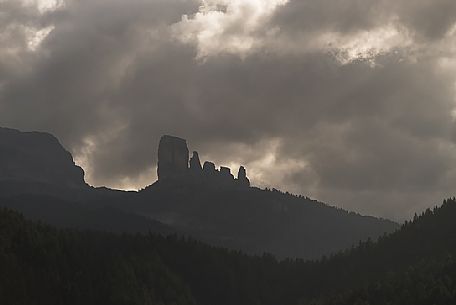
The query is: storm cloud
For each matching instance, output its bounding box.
[2,0,456,220]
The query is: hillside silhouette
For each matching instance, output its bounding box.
[0,127,397,258]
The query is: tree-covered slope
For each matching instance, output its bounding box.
[301,197,456,304]
[0,208,193,305]
[3,198,456,305]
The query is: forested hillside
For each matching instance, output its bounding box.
[3,198,456,305]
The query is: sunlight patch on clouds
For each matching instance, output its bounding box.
[107,170,157,191]
[21,0,64,13]
[173,0,288,58]
[450,81,456,122]
[73,123,131,189]
[244,139,311,194]
[434,28,456,123]
[0,0,60,53]
[72,136,156,191]
[73,136,97,185]
[174,2,414,65]
[320,24,413,65]
[26,26,54,51]
[0,24,53,57]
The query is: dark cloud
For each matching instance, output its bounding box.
[1,0,456,220]
[272,0,388,34]
[394,0,456,40]
[272,0,456,41]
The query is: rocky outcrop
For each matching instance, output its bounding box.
[237,166,250,188]
[157,135,189,181]
[220,166,234,181]
[219,166,234,186]
[202,161,217,177]
[189,151,202,174]
[0,127,86,189]
[156,135,250,189]
[219,167,233,179]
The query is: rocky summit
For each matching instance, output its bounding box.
[157,135,250,189]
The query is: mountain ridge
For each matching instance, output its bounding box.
[0,127,398,259]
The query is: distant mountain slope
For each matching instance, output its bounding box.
[2,199,456,305]
[134,183,397,258]
[0,127,398,259]
[0,194,174,235]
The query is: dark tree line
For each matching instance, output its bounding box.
[2,198,456,305]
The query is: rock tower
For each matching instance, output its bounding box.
[156,135,250,189]
[157,135,189,181]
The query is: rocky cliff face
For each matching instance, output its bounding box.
[0,127,86,188]
[156,135,250,189]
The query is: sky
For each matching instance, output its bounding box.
[2,0,456,220]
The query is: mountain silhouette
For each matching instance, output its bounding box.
[0,127,398,258]
[0,127,86,189]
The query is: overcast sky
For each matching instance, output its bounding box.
[2,0,456,220]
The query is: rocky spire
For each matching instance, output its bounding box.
[237,166,250,188]
[189,151,202,173]
[157,135,189,181]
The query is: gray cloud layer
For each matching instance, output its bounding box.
[2,0,456,220]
